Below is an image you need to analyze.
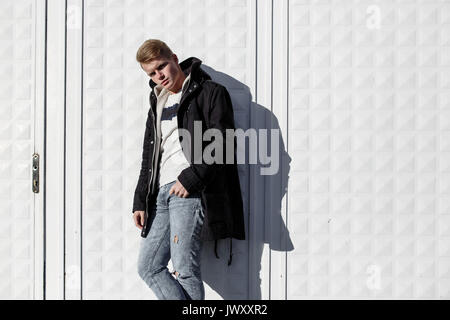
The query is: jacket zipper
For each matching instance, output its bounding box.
[144,93,157,210]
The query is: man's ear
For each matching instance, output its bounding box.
[172,54,178,64]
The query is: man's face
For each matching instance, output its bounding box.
[140,54,182,92]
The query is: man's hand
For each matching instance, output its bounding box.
[169,179,190,198]
[133,210,145,230]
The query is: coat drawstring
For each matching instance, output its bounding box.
[213,238,233,266]
[227,237,232,266]
[214,240,219,259]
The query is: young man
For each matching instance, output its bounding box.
[132,39,245,300]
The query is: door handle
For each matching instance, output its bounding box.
[32,153,39,193]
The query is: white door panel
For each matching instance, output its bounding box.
[286,1,450,299]
[76,0,255,299]
[0,0,45,300]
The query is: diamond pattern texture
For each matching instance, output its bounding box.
[288,0,450,299]
[3,0,450,300]
[0,0,35,299]
[83,0,251,299]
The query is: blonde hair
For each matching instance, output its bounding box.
[136,39,173,64]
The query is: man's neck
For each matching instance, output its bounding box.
[169,71,186,95]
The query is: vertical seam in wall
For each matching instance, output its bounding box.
[33,0,36,300]
[269,0,274,300]
[63,0,68,300]
[43,0,48,300]
[249,0,258,300]
[80,0,84,300]
[33,0,40,301]
[285,0,289,300]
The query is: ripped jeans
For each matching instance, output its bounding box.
[137,180,205,300]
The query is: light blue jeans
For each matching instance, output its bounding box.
[137,180,205,300]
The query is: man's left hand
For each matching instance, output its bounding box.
[169,179,190,198]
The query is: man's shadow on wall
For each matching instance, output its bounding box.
[198,65,294,300]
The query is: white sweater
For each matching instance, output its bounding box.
[156,75,191,188]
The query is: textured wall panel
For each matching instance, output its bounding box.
[82,0,253,299]
[0,0,37,299]
[288,0,450,299]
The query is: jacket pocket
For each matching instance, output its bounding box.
[201,193,232,238]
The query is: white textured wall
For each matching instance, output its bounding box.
[81,0,253,299]
[0,0,44,299]
[287,0,450,299]
[1,0,450,300]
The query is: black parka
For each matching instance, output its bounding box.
[132,57,246,264]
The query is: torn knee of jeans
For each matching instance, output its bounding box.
[174,235,179,243]
[172,270,179,278]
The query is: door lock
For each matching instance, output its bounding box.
[32,153,39,193]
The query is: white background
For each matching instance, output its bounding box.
[1,0,450,299]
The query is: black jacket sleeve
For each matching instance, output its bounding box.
[132,108,152,213]
[177,84,236,193]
